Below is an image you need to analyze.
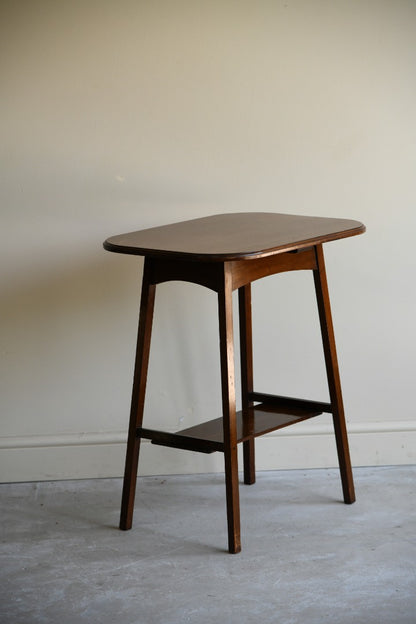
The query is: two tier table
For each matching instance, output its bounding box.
[104,212,365,554]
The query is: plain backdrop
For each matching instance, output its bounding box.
[1,0,415,481]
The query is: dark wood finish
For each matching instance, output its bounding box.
[104,212,365,553]
[239,285,256,485]
[104,212,365,262]
[138,404,321,453]
[150,257,224,291]
[140,427,223,454]
[145,248,317,293]
[218,265,241,554]
[119,259,156,530]
[230,247,317,290]
[313,244,356,504]
[249,392,332,414]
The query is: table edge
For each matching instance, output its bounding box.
[103,222,365,262]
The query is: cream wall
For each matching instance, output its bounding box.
[1,0,415,482]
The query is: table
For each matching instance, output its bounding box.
[104,212,365,553]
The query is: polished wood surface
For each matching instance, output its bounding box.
[119,259,155,531]
[104,212,365,261]
[141,402,322,451]
[239,285,256,485]
[104,212,365,553]
[218,265,241,553]
[313,244,355,504]
[142,247,317,293]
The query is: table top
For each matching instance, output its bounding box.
[103,212,365,262]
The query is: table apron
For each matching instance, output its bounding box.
[148,247,317,292]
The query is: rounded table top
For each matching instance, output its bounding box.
[103,212,365,262]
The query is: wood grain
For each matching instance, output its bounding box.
[105,212,365,552]
[104,212,365,261]
[119,258,156,530]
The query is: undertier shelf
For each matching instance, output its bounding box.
[138,402,322,454]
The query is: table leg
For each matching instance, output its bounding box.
[238,285,255,485]
[218,268,241,553]
[313,244,356,504]
[120,259,156,530]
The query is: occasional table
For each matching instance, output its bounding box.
[104,212,365,553]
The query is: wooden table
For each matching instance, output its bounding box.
[104,212,365,554]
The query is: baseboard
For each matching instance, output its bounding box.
[1,418,415,483]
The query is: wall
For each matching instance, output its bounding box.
[1,0,415,482]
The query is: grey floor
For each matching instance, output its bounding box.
[1,466,415,624]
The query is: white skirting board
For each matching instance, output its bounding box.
[1,419,415,483]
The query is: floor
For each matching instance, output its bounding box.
[1,465,415,624]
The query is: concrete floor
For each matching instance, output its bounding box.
[1,466,415,624]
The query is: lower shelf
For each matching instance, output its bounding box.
[138,402,322,454]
